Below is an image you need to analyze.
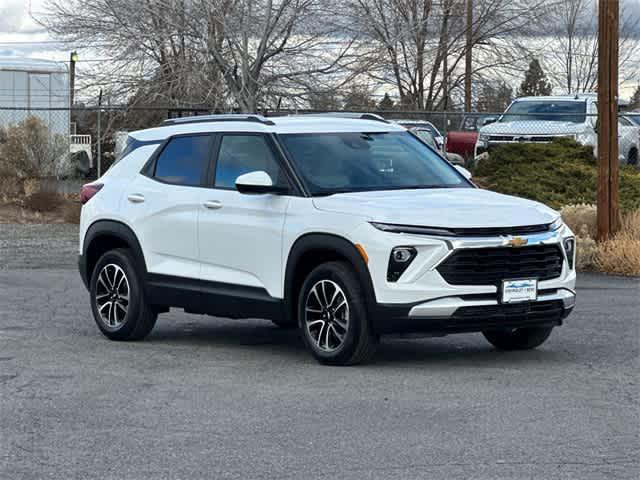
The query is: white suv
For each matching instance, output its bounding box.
[78,114,576,365]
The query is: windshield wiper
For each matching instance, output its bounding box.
[312,185,454,196]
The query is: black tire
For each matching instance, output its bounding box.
[89,248,157,341]
[298,261,378,365]
[483,326,554,351]
[628,148,638,167]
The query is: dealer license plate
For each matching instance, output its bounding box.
[501,279,537,304]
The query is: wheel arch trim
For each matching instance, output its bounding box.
[81,220,147,287]
[283,233,376,324]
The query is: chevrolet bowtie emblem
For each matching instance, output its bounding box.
[507,237,528,247]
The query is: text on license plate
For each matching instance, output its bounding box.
[502,279,537,304]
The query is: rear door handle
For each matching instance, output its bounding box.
[203,200,223,210]
[127,193,145,203]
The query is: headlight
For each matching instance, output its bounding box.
[563,237,576,270]
[478,134,489,147]
[387,247,417,282]
[549,217,564,231]
[370,222,454,236]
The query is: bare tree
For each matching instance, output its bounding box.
[547,0,640,93]
[346,0,547,110]
[41,0,358,112]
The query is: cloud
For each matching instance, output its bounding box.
[0,0,29,33]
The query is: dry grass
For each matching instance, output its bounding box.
[24,191,64,213]
[560,203,597,238]
[561,204,640,276]
[595,211,640,276]
[62,201,81,224]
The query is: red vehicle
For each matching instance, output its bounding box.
[445,114,497,163]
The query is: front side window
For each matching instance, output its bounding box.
[153,135,211,186]
[501,101,587,123]
[214,135,285,189]
[279,131,469,196]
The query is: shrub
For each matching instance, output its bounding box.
[0,116,68,179]
[24,191,64,213]
[474,138,640,211]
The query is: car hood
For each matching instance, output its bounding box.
[312,188,558,228]
[480,121,586,136]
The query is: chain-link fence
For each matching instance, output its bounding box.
[0,105,638,181]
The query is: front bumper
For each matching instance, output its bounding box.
[372,288,575,335]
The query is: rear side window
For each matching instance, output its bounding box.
[153,135,211,186]
[116,136,161,162]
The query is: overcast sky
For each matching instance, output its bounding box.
[1,0,639,100]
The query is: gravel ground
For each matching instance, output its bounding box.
[0,223,78,270]
[0,223,638,479]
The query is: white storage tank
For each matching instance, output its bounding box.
[0,57,70,136]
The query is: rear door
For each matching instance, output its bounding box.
[198,133,292,298]
[121,133,213,279]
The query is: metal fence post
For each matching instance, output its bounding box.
[97,90,102,178]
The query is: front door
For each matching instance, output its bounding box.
[198,133,291,299]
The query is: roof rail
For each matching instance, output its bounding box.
[297,112,389,123]
[161,114,275,127]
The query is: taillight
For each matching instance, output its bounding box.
[80,183,103,204]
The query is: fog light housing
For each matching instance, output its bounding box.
[563,238,575,270]
[387,247,417,282]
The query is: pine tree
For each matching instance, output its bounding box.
[343,86,376,111]
[475,82,513,112]
[377,93,395,110]
[518,59,552,97]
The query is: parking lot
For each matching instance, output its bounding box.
[0,224,638,479]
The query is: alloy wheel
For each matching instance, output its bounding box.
[95,263,130,328]
[304,279,350,352]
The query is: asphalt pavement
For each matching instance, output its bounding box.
[0,224,638,479]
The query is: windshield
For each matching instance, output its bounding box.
[501,100,587,123]
[279,132,469,196]
[412,129,438,148]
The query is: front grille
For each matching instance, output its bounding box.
[450,300,565,330]
[488,135,572,144]
[437,245,564,285]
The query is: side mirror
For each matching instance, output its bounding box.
[482,116,497,126]
[235,171,288,195]
[455,165,472,180]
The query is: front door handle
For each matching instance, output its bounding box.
[203,200,223,210]
[127,193,145,203]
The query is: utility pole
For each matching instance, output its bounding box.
[464,0,473,112]
[69,51,78,108]
[597,0,619,240]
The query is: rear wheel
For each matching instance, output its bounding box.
[298,261,378,365]
[483,326,554,350]
[90,248,157,341]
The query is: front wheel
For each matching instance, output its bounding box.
[298,261,378,365]
[483,326,554,351]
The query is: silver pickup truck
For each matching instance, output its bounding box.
[475,94,639,167]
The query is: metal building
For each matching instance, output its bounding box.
[0,57,70,136]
